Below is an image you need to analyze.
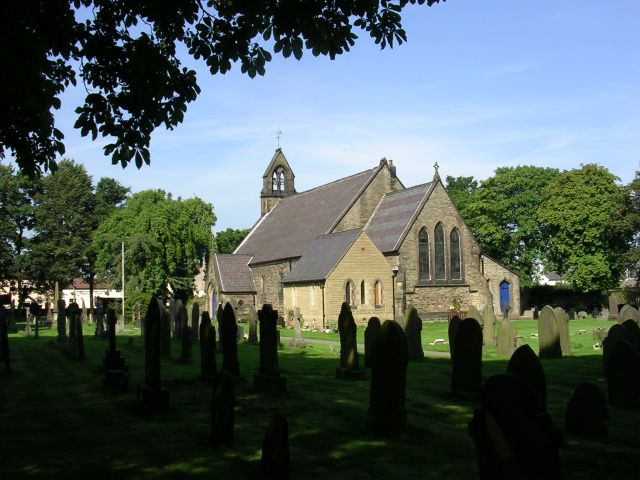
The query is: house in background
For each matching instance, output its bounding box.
[539,271,567,286]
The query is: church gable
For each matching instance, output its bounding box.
[213,254,255,293]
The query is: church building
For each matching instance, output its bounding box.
[206,149,520,326]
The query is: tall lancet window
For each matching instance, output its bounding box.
[450,229,461,280]
[435,223,446,280]
[418,228,430,282]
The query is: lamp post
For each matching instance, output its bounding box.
[391,265,399,322]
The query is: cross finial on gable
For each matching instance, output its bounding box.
[276,130,283,149]
[433,161,441,181]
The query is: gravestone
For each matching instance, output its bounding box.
[565,382,607,437]
[220,302,240,377]
[247,305,258,345]
[46,304,54,326]
[199,311,217,382]
[95,298,106,338]
[606,340,640,410]
[137,297,170,410]
[74,308,85,360]
[618,305,638,324]
[211,369,235,447]
[80,299,87,324]
[216,303,225,353]
[608,294,619,320]
[533,306,539,320]
[367,320,409,434]
[191,302,200,344]
[507,344,546,412]
[260,412,290,480]
[102,308,130,392]
[554,307,571,356]
[448,315,461,361]
[497,318,515,357]
[568,307,576,320]
[603,323,629,378]
[481,305,496,347]
[255,304,287,394]
[178,325,193,363]
[601,307,610,320]
[403,304,424,360]
[237,324,244,342]
[160,308,172,358]
[466,305,484,325]
[539,305,561,359]
[67,302,80,357]
[336,303,365,379]
[592,307,600,319]
[0,309,11,374]
[578,310,588,320]
[116,314,125,334]
[451,318,483,396]
[622,319,640,351]
[56,298,67,343]
[364,317,381,369]
[168,298,176,338]
[175,302,187,340]
[133,301,141,328]
[468,374,562,480]
[289,318,307,348]
[33,312,40,338]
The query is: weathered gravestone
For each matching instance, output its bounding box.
[601,307,609,320]
[336,303,365,380]
[95,298,106,338]
[102,308,130,392]
[56,298,67,343]
[603,323,629,379]
[216,304,225,353]
[199,311,217,382]
[468,374,562,480]
[451,318,483,396]
[466,305,484,325]
[577,310,588,320]
[618,304,639,324]
[175,302,187,341]
[255,304,287,394]
[137,298,169,410]
[448,315,461,361]
[497,318,515,357]
[67,302,80,358]
[367,320,409,434]
[507,344,546,412]
[403,304,424,360]
[81,299,87,324]
[565,382,608,437]
[261,412,290,480]
[289,318,307,348]
[592,307,600,319]
[220,302,240,377]
[568,307,576,320]
[554,307,571,356]
[169,298,177,338]
[247,304,258,345]
[133,301,141,328]
[0,309,11,374]
[482,305,496,347]
[608,294,619,320]
[539,305,561,359]
[622,319,640,351]
[178,325,193,363]
[190,302,200,345]
[364,317,381,369]
[607,340,640,410]
[160,308,172,358]
[211,369,235,447]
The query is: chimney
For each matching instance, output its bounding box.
[388,159,396,178]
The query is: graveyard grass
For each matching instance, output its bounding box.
[1,319,639,479]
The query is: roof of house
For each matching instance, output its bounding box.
[66,278,114,290]
[283,229,361,283]
[215,254,255,293]
[236,166,380,264]
[544,271,564,281]
[365,182,432,253]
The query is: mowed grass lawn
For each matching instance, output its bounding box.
[1,318,639,479]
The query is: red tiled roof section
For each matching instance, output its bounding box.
[236,167,378,264]
[68,278,114,290]
[216,254,256,293]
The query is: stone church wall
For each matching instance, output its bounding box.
[482,255,521,318]
[251,260,297,314]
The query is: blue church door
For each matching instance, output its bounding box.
[500,281,510,312]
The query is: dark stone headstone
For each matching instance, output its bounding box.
[95,298,106,338]
[451,318,483,396]
[539,305,561,359]
[622,319,640,351]
[199,312,217,382]
[211,370,235,447]
[336,302,365,379]
[448,315,461,361]
[0,309,11,375]
[607,340,640,410]
[364,317,381,369]
[565,382,607,437]
[482,305,496,348]
[261,412,290,480]
[75,309,85,360]
[255,304,287,394]
[67,303,80,358]
[102,308,130,392]
[367,320,408,434]
[403,304,424,360]
[137,298,169,410]
[169,298,177,337]
[507,344,546,412]
[191,302,200,345]
[554,307,571,355]
[161,308,172,358]
[247,305,258,345]
[468,374,562,480]
[220,302,240,377]
[497,319,515,357]
[216,303,225,353]
[603,323,629,379]
[568,307,576,320]
[175,302,187,341]
[178,325,193,363]
[56,298,67,343]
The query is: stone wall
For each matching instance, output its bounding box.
[251,260,297,313]
[482,255,521,318]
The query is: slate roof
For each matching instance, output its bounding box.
[236,166,380,264]
[215,254,255,292]
[544,271,564,282]
[283,229,361,283]
[365,183,433,253]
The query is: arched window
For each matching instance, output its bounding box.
[435,223,446,280]
[450,228,461,280]
[272,166,286,192]
[418,228,430,282]
[374,281,382,307]
[360,280,365,305]
[345,280,355,306]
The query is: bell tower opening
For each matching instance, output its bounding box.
[261,148,296,216]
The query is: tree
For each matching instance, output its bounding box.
[93,190,215,299]
[2,0,444,177]
[448,166,560,287]
[538,164,636,294]
[215,228,250,254]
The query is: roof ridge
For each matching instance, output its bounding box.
[292,166,377,197]
[388,182,431,195]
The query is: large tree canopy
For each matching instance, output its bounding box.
[93,190,215,298]
[1,0,443,177]
[214,227,250,254]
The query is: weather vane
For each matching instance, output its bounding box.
[276,130,282,149]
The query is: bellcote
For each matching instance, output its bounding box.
[260,149,296,216]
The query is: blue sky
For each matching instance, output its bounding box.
[51,1,639,231]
